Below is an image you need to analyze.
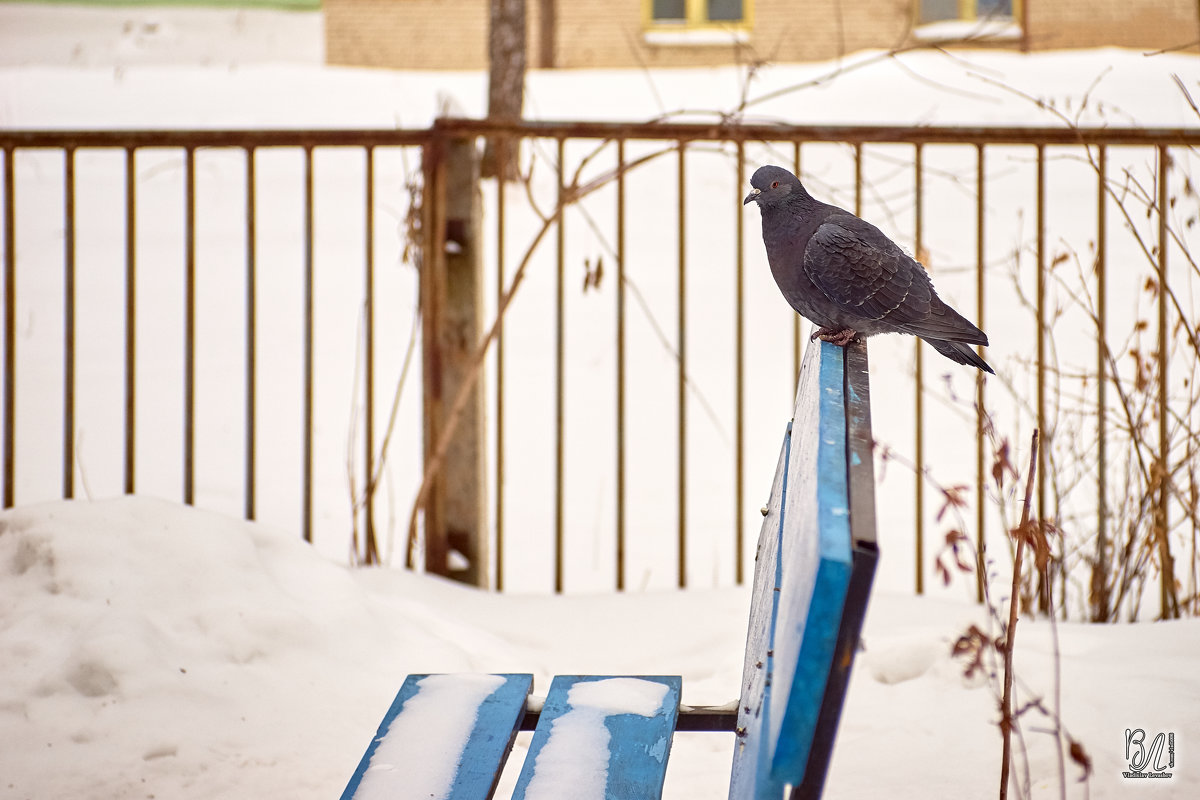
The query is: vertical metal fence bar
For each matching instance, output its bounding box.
[302,145,315,543]
[1156,143,1173,619]
[616,137,627,591]
[914,143,925,596]
[792,141,802,381]
[495,144,506,590]
[1095,145,1108,620]
[245,147,257,520]
[3,146,14,508]
[183,146,196,505]
[554,136,565,592]
[853,142,863,216]
[124,146,136,495]
[735,140,746,585]
[363,145,376,558]
[495,165,507,590]
[63,147,76,499]
[677,142,688,589]
[975,143,986,604]
[1035,144,1046,544]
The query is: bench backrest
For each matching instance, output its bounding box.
[337,338,878,800]
[728,339,878,800]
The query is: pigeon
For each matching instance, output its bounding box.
[744,164,994,374]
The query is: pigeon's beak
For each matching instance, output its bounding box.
[743,187,761,205]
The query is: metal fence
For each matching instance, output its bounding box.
[2,121,1198,607]
[1,130,430,545]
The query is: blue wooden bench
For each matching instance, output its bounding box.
[338,339,878,800]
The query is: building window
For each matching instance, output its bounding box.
[647,0,749,28]
[706,0,745,22]
[652,0,686,22]
[919,0,1018,24]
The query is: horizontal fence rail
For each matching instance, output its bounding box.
[2,122,1198,611]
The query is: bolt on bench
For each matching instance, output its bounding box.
[339,338,878,800]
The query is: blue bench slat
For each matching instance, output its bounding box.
[340,672,532,800]
[511,675,682,800]
[729,340,856,799]
[727,421,793,800]
[771,339,854,778]
[795,337,879,799]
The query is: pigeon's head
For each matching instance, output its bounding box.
[743,165,802,208]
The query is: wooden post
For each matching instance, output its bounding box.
[421,135,489,587]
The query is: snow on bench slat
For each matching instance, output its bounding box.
[340,673,531,800]
[513,675,681,800]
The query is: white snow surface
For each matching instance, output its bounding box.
[3,496,1198,799]
[356,674,505,800]
[1,7,1199,800]
[522,678,670,800]
[0,3,323,68]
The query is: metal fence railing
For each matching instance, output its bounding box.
[3,122,1198,610]
[1,129,427,550]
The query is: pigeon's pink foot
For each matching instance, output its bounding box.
[810,327,858,347]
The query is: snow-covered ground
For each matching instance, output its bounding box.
[0,3,323,68]
[1,6,1199,799]
[3,496,1197,799]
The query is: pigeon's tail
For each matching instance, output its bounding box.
[923,337,995,374]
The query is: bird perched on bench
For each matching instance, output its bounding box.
[744,164,994,374]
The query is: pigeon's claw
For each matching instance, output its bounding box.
[811,326,858,347]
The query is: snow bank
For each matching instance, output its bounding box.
[1,497,1197,798]
[0,497,744,798]
[0,3,322,68]
[3,42,1198,130]
[0,496,412,797]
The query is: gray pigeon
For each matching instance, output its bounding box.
[744,164,993,374]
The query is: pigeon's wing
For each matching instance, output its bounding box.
[802,215,986,344]
[801,216,931,325]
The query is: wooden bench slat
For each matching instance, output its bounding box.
[771,340,854,779]
[511,675,682,800]
[727,418,793,800]
[729,340,866,799]
[340,672,532,800]
[795,337,879,798]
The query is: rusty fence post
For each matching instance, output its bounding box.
[421,134,489,588]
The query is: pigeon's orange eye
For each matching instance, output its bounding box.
[771,181,779,189]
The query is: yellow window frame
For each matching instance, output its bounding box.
[642,0,754,31]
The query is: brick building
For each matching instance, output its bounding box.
[325,0,1200,70]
